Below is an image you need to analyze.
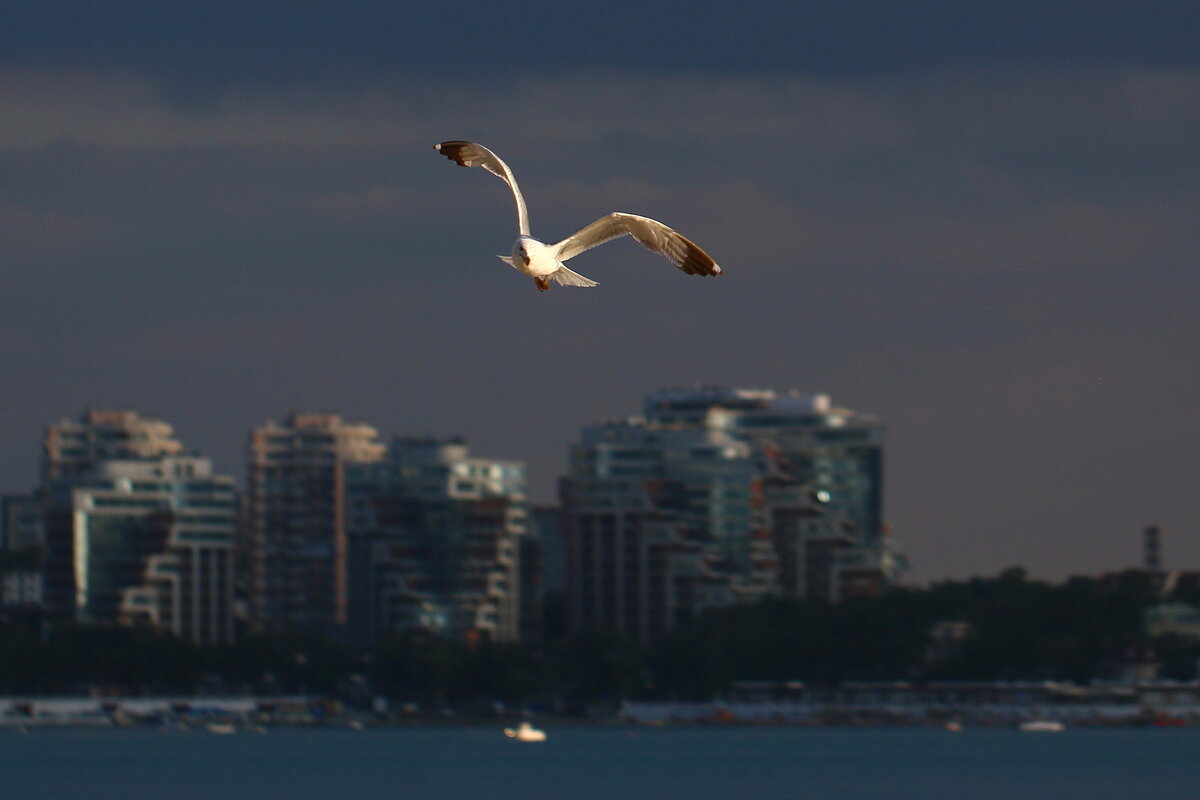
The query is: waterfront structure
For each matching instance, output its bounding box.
[20,410,236,643]
[39,410,192,617]
[562,387,903,640]
[70,457,237,644]
[1146,602,1200,639]
[244,413,386,635]
[622,679,1200,726]
[344,438,527,647]
[562,421,758,640]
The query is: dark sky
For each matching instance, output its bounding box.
[3,2,1198,582]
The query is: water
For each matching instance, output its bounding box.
[3,725,1199,799]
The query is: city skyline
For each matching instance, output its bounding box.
[0,393,900,646]
[3,391,1182,586]
[2,3,1198,584]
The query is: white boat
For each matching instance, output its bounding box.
[503,721,546,742]
[1019,720,1065,732]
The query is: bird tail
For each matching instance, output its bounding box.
[550,265,598,288]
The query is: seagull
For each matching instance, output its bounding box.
[433,140,723,291]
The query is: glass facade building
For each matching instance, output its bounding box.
[30,410,236,644]
[563,387,904,640]
[345,438,527,647]
[71,457,236,644]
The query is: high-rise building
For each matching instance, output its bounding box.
[32,410,236,643]
[562,387,904,640]
[344,437,527,647]
[70,457,236,644]
[244,413,385,635]
[562,420,757,640]
[642,387,886,544]
[39,410,190,617]
[43,409,184,482]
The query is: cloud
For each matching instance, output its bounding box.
[0,203,103,254]
[6,2,1199,90]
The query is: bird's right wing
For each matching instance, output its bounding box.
[434,141,530,236]
[553,212,722,276]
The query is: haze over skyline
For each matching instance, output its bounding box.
[3,2,1198,582]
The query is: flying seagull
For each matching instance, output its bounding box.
[433,140,723,291]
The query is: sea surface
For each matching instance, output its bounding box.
[3,724,1199,800]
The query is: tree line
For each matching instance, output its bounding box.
[2,568,1197,710]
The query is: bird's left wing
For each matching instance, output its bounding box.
[434,140,530,236]
[552,212,722,276]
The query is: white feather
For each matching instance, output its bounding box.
[436,140,722,290]
[550,265,599,287]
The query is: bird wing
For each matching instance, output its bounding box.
[552,212,722,276]
[549,265,599,288]
[434,141,530,236]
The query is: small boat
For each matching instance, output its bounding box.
[503,721,546,742]
[943,720,963,732]
[205,722,237,735]
[1018,720,1065,732]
